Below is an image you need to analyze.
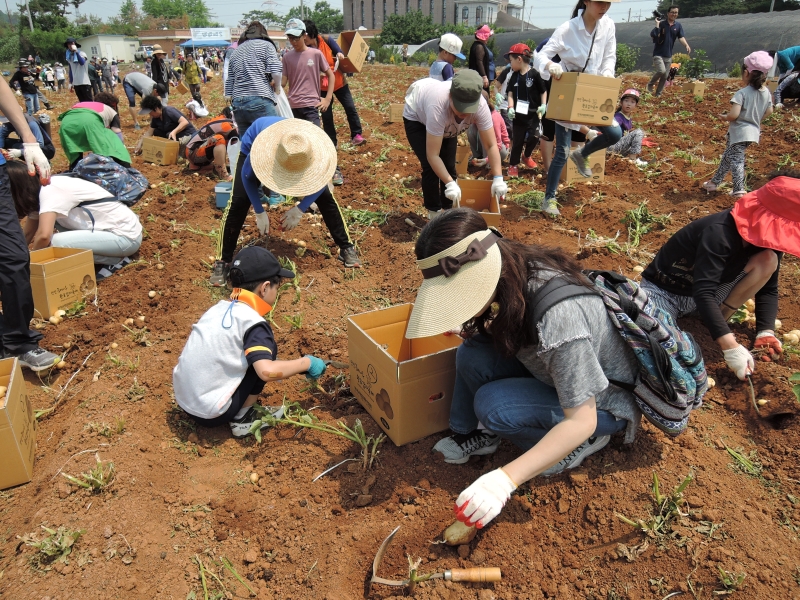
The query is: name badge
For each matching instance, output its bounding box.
[516,100,530,115]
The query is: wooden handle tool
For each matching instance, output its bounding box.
[443,567,502,582]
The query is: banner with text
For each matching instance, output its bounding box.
[190,28,230,41]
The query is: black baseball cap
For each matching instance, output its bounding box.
[230,247,294,286]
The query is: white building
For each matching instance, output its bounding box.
[344,0,520,29]
[77,34,139,63]
[456,1,521,27]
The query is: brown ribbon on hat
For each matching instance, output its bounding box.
[421,232,499,279]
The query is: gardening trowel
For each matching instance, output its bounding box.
[364,526,501,596]
[324,359,349,369]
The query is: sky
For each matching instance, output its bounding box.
[75,0,659,30]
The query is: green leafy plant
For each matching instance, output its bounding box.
[20,526,85,570]
[62,455,115,492]
[683,49,712,80]
[728,62,742,78]
[615,43,640,75]
[616,472,693,540]
[726,446,762,477]
[511,189,545,214]
[715,566,746,595]
[283,313,303,330]
[791,373,800,402]
[622,201,671,247]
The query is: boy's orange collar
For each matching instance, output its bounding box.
[230,288,272,316]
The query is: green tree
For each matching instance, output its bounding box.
[285,1,344,33]
[18,0,83,31]
[655,0,799,17]
[239,9,284,28]
[615,43,640,75]
[141,0,217,27]
[379,10,441,45]
[104,0,145,35]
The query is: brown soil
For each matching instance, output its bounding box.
[2,66,800,600]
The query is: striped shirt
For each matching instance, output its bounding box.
[224,39,282,102]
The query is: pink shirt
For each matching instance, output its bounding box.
[492,110,510,147]
[403,78,493,138]
[281,48,329,109]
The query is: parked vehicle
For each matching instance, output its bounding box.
[134,46,154,61]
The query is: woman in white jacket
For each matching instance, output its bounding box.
[533,0,623,216]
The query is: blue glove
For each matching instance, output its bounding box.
[537,103,547,118]
[305,355,327,379]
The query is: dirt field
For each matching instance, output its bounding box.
[2,65,800,600]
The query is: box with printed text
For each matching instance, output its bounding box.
[683,81,706,97]
[141,136,180,165]
[561,148,606,183]
[337,31,369,73]
[29,247,96,320]
[0,358,36,490]
[546,72,621,126]
[347,304,461,446]
[388,104,404,123]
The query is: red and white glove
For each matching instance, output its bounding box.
[454,468,517,529]
[23,142,51,184]
[753,330,782,362]
[722,344,755,380]
[585,129,599,141]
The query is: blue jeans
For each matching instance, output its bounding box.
[52,230,142,265]
[232,96,278,138]
[450,336,626,451]
[23,93,39,115]
[544,121,622,200]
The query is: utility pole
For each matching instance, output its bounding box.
[627,7,631,21]
[24,0,33,31]
[520,0,525,31]
[769,0,775,10]
[4,0,12,25]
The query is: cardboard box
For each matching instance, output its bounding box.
[347,304,461,446]
[546,72,621,126]
[30,247,96,320]
[175,80,190,95]
[0,358,36,490]
[561,148,606,183]
[455,145,470,175]
[767,78,779,93]
[141,136,180,165]
[388,103,404,123]
[215,181,232,208]
[337,30,369,73]
[457,179,502,227]
[683,81,706,97]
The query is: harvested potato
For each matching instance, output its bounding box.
[55,310,66,318]
[745,298,756,312]
[632,266,644,273]
[783,333,799,345]
[124,318,135,326]
[148,291,157,298]
[707,377,715,389]
[137,316,146,324]
[48,316,62,325]
[0,385,7,398]
[443,520,477,546]
[250,472,260,484]
[775,319,782,330]
[757,399,769,406]
[110,343,119,349]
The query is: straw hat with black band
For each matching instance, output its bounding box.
[731,176,800,257]
[248,118,337,197]
[406,228,502,339]
[151,45,166,56]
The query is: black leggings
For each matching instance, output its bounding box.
[186,365,265,427]
[509,115,540,165]
[218,154,353,263]
[404,118,457,212]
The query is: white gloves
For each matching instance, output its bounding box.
[548,63,563,79]
[722,344,755,380]
[14,90,21,96]
[585,129,599,141]
[455,468,517,529]
[775,103,783,110]
[491,176,507,199]
[601,70,615,78]
[280,206,303,231]
[444,180,461,205]
[22,143,51,182]
[8,148,22,158]
[255,211,270,235]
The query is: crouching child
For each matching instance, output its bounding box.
[172,246,327,437]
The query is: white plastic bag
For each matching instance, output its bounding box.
[227,137,240,174]
[274,89,293,119]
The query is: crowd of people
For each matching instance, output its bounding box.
[1,9,799,535]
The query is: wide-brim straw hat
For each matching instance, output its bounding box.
[249,118,337,197]
[151,45,166,56]
[406,228,502,339]
[731,176,800,257]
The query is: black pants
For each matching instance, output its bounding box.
[186,365,265,427]
[320,84,363,147]
[0,165,43,356]
[74,84,92,103]
[510,115,540,165]
[404,118,457,212]
[219,154,353,263]
[90,79,102,96]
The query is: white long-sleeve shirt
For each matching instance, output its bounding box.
[534,11,617,80]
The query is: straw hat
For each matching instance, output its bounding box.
[406,228,502,339]
[731,176,800,257]
[151,44,166,56]
[249,118,337,197]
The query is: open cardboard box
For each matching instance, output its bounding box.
[0,358,36,490]
[561,148,606,183]
[348,304,461,446]
[388,104,404,123]
[455,145,470,175]
[337,31,369,73]
[29,247,96,320]
[547,72,621,126]
[141,136,180,165]
[683,81,706,97]
[457,179,502,227]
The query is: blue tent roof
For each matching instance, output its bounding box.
[179,39,230,47]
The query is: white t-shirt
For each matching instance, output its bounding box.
[32,176,142,240]
[403,78,493,138]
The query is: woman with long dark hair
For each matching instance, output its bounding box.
[468,25,496,91]
[533,0,623,216]
[407,208,641,528]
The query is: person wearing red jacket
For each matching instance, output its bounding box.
[303,19,366,187]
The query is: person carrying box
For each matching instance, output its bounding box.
[173,246,328,437]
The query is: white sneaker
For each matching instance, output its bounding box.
[542,198,560,216]
[433,430,501,464]
[540,435,610,476]
[569,149,592,178]
[428,209,442,220]
[634,158,648,167]
[229,405,284,438]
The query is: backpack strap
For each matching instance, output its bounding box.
[529,276,599,329]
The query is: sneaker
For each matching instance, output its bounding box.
[540,435,610,476]
[433,431,501,464]
[332,167,344,186]
[134,123,141,130]
[16,347,60,372]
[428,209,442,220]
[523,155,538,169]
[569,150,592,178]
[209,260,230,287]
[338,246,362,268]
[634,158,648,167]
[542,198,561,216]
[230,405,285,438]
[352,133,366,146]
[267,192,285,207]
[730,190,747,199]
[702,181,719,193]
[508,165,519,177]
[470,157,488,168]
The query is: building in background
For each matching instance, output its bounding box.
[344,0,520,30]
[137,29,192,57]
[77,34,139,62]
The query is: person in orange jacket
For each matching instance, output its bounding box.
[303,19,366,187]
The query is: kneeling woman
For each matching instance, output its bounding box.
[406,208,642,528]
[7,161,142,276]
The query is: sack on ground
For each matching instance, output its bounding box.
[69,153,149,206]
[530,270,708,436]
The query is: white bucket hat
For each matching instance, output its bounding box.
[249,118,337,197]
[439,33,465,60]
[406,229,502,339]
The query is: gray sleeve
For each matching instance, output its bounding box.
[537,336,610,409]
